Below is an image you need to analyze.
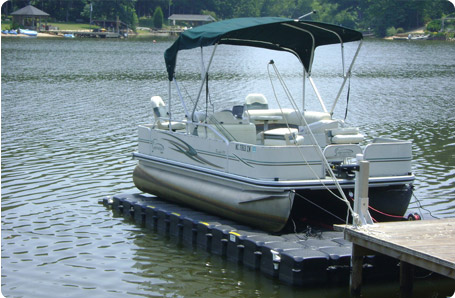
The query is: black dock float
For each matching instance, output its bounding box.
[103,193,398,288]
[279,248,329,286]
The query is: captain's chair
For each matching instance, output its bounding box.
[150,96,185,130]
[245,93,268,110]
[151,96,167,122]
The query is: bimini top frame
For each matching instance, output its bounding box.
[164,17,362,81]
[163,17,363,121]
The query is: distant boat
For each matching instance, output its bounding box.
[408,34,429,40]
[19,29,38,36]
[63,33,75,38]
[8,29,17,35]
[392,36,408,40]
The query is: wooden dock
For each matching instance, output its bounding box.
[46,30,124,38]
[335,219,455,296]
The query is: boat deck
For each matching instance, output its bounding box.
[102,193,412,287]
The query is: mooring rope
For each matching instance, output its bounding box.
[267,61,359,226]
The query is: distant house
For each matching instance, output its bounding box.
[168,14,216,27]
[11,5,49,30]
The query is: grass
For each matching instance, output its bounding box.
[1,20,100,31]
[1,20,12,30]
[47,22,100,30]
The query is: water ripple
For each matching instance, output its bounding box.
[2,37,454,298]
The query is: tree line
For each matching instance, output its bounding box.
[2,0,454,36]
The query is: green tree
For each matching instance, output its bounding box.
[6,0,453,35]
[80,0,138,29]
[233,0,262,17]
[261,0,295,18]
[311,0,338,23]
[201,10,217,20]
[293,0,315,19]
[212,0,239,19]
[153,6,164,28]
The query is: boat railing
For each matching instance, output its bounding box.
[156,110,241,146]
[186,121,231,146]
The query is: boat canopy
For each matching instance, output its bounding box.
[164,17,363,81]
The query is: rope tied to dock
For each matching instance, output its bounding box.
[267,61,358,225]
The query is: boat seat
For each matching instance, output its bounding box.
[364,141,412,176]
[245,93,268,110]
[151,96,185,130]
[151,96,167,119]
[246,109,331,128]
[209,110,243,124]
[303,111,331,124]
[263,128,304,146]
[301,120,340,134]
[205,111,256,144]
[329,127,364,144]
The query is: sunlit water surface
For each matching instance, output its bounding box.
[2,36,454,297]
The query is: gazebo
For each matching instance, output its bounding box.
[11,5,49,31]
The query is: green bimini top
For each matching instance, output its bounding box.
[164,17,363,81]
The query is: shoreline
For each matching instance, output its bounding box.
[1,31,173,38]
[1,32,62,38]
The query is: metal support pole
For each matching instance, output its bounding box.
[168,81,172,132]
[191,44,218,122]
[302,69,306,111]
[308,76,328,113]
[353,154,373,227]
[330,40,363,114]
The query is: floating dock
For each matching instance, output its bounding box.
[102,193,409,287]
[336,219,455,296]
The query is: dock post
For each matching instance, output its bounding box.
[116,16,119,35]
[353,154,373,227]
[350,154,373,296]
[400,261,414,298]
[350,243,364,296]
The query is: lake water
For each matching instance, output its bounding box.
[1,35,454,297]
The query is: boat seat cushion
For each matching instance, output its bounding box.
[303,111,331,124]
[224,123,257,144]
[245,93,268,110]
[157,121,186,131]
[330,127,364,144]
[246,109,331,127]
[263,128,304,146]
[331,134,364,144]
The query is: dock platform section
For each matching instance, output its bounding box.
[102,193,411,288]
[336,219,455,296]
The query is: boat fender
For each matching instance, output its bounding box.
[407,213,421,221]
